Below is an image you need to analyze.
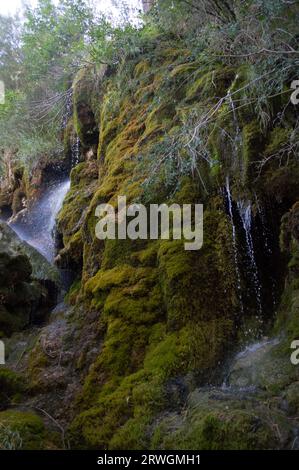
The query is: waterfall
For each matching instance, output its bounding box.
[221,336,280,390]
[225,176,244,314]
[10,179,70,262]
[255,195,272,255]
[61,88,81,168]
[227,80,242,158]
[7,92,79,264]
[71,136,80,167]
[226,77,247,182]
[227,89,240,135]
[255,194,277,309]
[62,89,73,129]
[237,199,263,318]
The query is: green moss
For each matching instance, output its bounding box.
[56,35,299,451]
[56,160,98,267]
[143,102,175,140]
[72,66,103,147]
[264,163,299,203]
[63,118,77,163]
[275,285,299,344]
[65,278,82,304]
[0,411,45,450]
[85,264,146,293]
[109,416,149,450]
[264,127,292,157]
[186,66,235,102]
[0,368,24,403]
[27,341,50,392]
[134,60,150,78]
[67,164,238,449]
[155,410,278,450]
[285,382,299,415]
[0,252,47,336]
[242,120,265,181]
[144,326,190,376]
[132,243,159,267]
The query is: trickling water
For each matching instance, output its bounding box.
[71,136,80,167]
[10,179,70,262]
[62,89,73,129]
[255,194,278,309]
[221,337,280,390]
[237,199,263,318]
[226,80,243,172]
[225,176,244,314]
[227,89,240,135]
[255,194,272,255]
[235,336,279,360]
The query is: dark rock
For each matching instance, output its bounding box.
[0,222,60,336]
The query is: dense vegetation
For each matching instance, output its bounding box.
[0,0,299,451]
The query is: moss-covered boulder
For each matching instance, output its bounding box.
[72,65,106,150]
[0,368,24,407]
[0,222,60,284]
[0,410,46,450]
[0,222,60,336]
[150,389,283,450]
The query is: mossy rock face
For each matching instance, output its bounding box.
[0,222,60,284]
[185,66,235,103]
[150,329,299,450]
[0,410,46,450]
[0,368,24,406]
[277,201,299,343]
[72,65,106,149]
[150,392,281,450]
[61,43,258,448]
[228,338,299,393]
[56,161,99,272]
[0,223,59,336]
[284,382,299,415]
[12,188,26,215]
[32,32,299,449]
[0,252,38,335]
[67,196,238,448]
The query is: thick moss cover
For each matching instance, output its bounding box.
[47,36,298,450]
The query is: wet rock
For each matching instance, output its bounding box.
[227,338,282,389]
[0,222,60,284]
[284,382,299,415]
[0,222,60,336]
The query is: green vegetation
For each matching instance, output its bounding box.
[0,411,46,450]
[0,0,299,452]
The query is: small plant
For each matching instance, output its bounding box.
[0,422,22,450]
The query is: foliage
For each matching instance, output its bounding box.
[0,14,22,90]
[0,411,46,450]
[22,0,94,91]
[0,0,96,175]
[90,20,145,65]
[0,422,23,450]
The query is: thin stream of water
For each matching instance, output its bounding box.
[237,199,263,318]
[226,176,244,314]
[10,179,70,262]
